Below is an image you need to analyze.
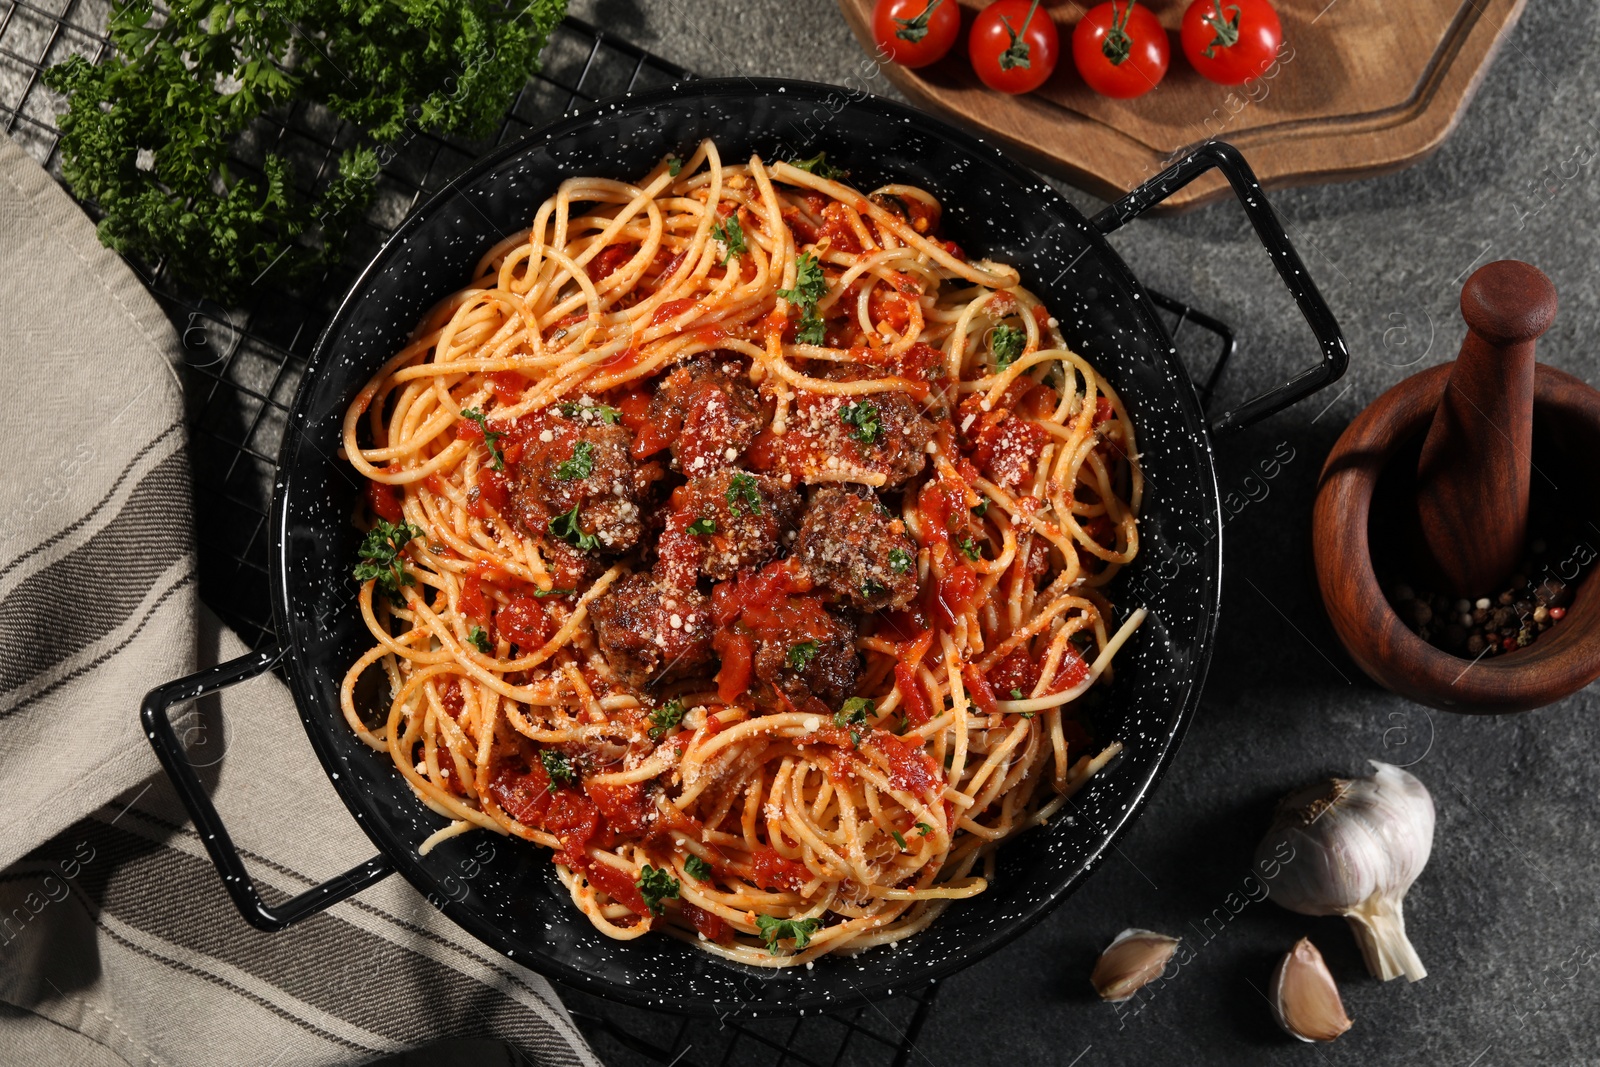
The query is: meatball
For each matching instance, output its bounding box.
[655,470,803,588]
[588,573,715,689]
[747,388,933,488]
[508,406,651,554]
[647,353,768,476]
[710,563,859,712]
[796,486,919,612]
[751,605,858,710]
[541,536,602,589]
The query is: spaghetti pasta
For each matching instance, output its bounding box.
[339,140,1145,964]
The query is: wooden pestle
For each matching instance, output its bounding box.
[1415,260,1557,598]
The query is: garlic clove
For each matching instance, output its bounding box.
[1271,938,1353,1043]
[1090,928,1180,1002]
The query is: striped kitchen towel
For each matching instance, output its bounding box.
[0,133,597,1066]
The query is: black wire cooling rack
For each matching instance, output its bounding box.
[0,5,1234,1064]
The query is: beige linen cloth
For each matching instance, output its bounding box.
[0,133,598,1067]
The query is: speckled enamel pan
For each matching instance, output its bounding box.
[141,79,1347,1016]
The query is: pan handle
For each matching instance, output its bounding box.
[140,647,394,932]
[1092,140,1348,436]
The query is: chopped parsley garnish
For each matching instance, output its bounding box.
[839,400,883,444]
[893,0,945,43]
[889,547,914,574]
[836,697,874,728]
[915,822,934,836]
[779,253,828,306]
[468,626,492,654]
[890,829,908,850]
[787,640,820,671]
[460,407,505,470]
[353,519,423,598]
[555,440,595,480]
[711,215,746,264]
[636,864,680,915]
[648,698,685,740]
[755,914,822,954]
[971,498,990,517]
[958,536,983,562]
[779,253,828,345]
[667,156,683,177]
[534,587,576,598]
[684,854,713,882]
[862,578,887,599]
[541,749,574,787]
[560,400,621,424]
[991,324,1026,370]
[548,504,600,551]
[789,152,846,181]
[727,472,762,515]
[1010,687,1024,700]
[795,308,826,346]
[892,709,911,736]
[687,516,717,536]
[836,697,873,746]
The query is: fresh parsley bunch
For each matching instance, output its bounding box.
[45,0,566,300]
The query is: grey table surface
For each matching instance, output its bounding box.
[554,0,1600,1064]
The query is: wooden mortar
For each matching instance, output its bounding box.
[1313,262,1600,712]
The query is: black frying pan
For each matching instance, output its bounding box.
[141,80,1345,1016]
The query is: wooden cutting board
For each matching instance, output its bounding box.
[836,0,1527,212]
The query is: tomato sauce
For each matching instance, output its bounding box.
[896,341,943,382]
[926,562,979,630]
[600,347,644,373]
[588,242,638,283]
[489,760,553,827]
[869,288,911,333]
[459,574,491,622]
[1053,644,1090,691]
[585,860,650,916]
[876,605,930,645]
[894,662,933,727]
[986,643,1088,697]
[782,210,819,245]
[748,847,812,891]
[817,202,864,254]
[914,477,966,551]
[364,479,403,523]
[680,901,728,942]
[469,469,508,518]
[497,593,554,650]
[650,297,698,327]
[987,649,1041,697]
[487,370,527,404]
[869,732,942,798]
[962,663,1000,716]
[585,779,653,837]
[439,680,465,719]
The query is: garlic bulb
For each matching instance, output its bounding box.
[1090,929,1180,1002]
[1271,938,1353,1042]
[1255,761,1434,982]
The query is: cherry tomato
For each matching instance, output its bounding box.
[968,0,1059,96]
[872,0,960,69]
[1181,0,1283,85]
[1072,1,1169,100]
